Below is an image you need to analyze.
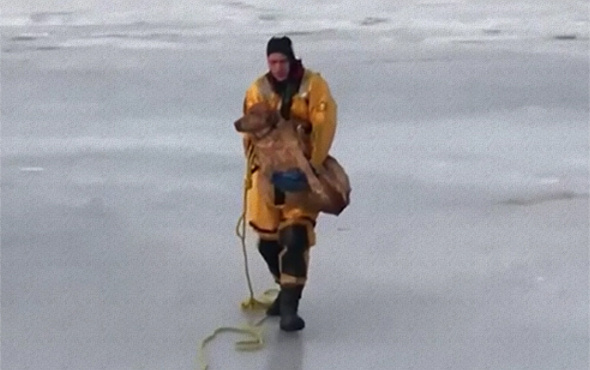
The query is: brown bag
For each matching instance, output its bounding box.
[313,155,351,216]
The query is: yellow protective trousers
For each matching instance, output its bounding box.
[247,171,317,286]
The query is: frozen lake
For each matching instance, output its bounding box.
[2,1,588,369]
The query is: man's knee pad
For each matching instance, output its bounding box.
[278,224,309,278]
[258,239,281,278]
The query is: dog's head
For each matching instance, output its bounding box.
[234,102,280,135]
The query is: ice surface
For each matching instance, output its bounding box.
[2,1,589,369]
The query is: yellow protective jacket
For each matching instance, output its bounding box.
[242,69,337,169]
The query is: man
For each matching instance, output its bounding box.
[240,36,337,332]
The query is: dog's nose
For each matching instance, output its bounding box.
[234,119,242,132]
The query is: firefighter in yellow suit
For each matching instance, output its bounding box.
[241,36,337,331]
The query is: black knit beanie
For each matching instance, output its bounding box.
[266,36,296,60]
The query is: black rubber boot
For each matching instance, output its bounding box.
[258,239,281,281]
[278,224,309,282]
[258,239,283,316]
[279,285,305,332]
[277,224,309,331]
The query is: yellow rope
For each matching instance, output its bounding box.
[237,145,277,310]
[196,317,268,370]
[196,146,278,370]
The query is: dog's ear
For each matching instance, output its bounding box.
[266,109,280,128]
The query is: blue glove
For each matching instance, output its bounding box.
[271,168,309,192]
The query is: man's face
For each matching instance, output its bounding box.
[267,53,290,81]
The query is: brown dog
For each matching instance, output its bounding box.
[234,102,351,216]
